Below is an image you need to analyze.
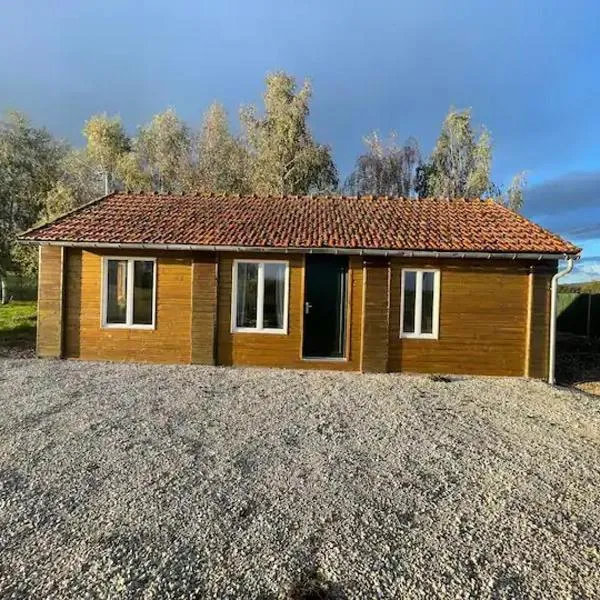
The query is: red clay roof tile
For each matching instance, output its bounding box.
[19,192,580,256]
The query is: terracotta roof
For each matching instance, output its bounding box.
[19,192,580,256]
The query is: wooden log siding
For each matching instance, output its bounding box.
[528,271,554,379]
[41,246,554,377]
[216,253,364,370]
[37,245,64,358]
[191,253,217,365]
[387,258,556,377]
[64,248,193,363]
[360,258,390,372]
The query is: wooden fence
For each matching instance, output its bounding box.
[557,292,600,338]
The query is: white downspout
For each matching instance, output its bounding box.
[548,257,574,385]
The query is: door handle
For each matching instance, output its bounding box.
[305,302,312,314]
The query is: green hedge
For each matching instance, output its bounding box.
[3,273,37,301]
[557,292,600,338]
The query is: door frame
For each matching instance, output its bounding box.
[300,254,352,361]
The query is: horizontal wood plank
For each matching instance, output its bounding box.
[217,253,363,371]
[387,258,551,377]
[37,245,63,358]
[64,248,192,363]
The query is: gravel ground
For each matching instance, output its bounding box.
[0,359,599,599]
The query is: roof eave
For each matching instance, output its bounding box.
[17,238,581,261]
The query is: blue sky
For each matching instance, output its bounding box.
[2,0,599,281]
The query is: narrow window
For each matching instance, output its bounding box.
[235,262,259,329]
[232,260,289,333]
[103,258,156,329]
[262,262,286,329]
[133,261,155,325]
[402,270,416,334]
[421,271,435,334]
[106,260,128,324]
[400,269,440,339]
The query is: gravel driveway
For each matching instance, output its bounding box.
[0,359,599,599]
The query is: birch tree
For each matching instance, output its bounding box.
[491,171,527,212]
[194,103,248,194]
[115,150,152,191]
[0,112,65,296]
[345,132,421,197]
[241,72,338,195]
[43,149,104,220]
[505,171,527,211]
[82,113,130,194]
[136,108,191,192]
[427,108,493,198]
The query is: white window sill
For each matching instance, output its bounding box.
[400,333,438,340]
[102,324,156,331]
[232,327,288,335]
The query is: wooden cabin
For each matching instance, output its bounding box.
[19,192,580,378]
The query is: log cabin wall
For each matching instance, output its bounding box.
[42,246,554,378]
[63,248,194,363]
[36,245,64,358]
[388,258,556,377]
[360,258,390,373]
[216,252,364,370]
[191,253,218,365]
[527,269,554,380]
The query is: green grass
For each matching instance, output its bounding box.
[0,301,37,349]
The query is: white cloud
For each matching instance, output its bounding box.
[564,259,600,284]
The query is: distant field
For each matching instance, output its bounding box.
[560,281,600,294]
[0,301,36,355]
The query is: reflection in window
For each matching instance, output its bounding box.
[401,269,440,338]
[104,258,156,328]
[133,261,155,325]
[106,260,127,324]
[233,261,288,332]
[263,263,286,329]
[402,270,416,334]
[421,271,434,334]
[236,262,259,328]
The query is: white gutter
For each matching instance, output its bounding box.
[17,239,576,262]
[548,257,574,385]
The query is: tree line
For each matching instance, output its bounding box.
[0,70,526,285]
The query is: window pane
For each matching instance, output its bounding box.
[421,272,435,334]
[133,261,154,325]
[236,263,258,328]
[403,271,416,333]
[263,263,286,329]
[106,260,127,324]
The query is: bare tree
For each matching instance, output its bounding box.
[346,132,421,197]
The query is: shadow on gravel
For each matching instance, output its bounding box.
[289,568,347,600]
[429,374,459,383]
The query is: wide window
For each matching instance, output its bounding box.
[400,269,440,339]
[102,258,156,329]
[232,260,289,333]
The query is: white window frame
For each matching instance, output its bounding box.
[231,259,289,334]
[101,256,157,330]
[400,268,440,339]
